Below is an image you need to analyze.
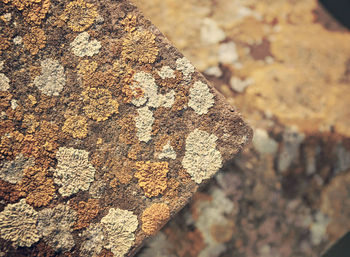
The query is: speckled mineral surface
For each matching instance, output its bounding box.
[0,0,252,256]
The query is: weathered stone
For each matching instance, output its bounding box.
[0,0,251,256]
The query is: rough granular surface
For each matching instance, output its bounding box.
[0,0,252,256]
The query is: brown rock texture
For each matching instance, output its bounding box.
[0,0,252,256]
[132,0,350,257]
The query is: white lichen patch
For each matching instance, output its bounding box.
[0,60,4,70]
[53,147,96,197]
[176,57,195,79]
[34,58,66,96]
[13,36,22,45]
[0,154,34,184]
[0,199,41,247]
[158,66,175,79]
[80,224,105,257]
[100,208,139,257]
[37,204,77,252]
[135,106,154,143]
[230,76,254,93]
[158,141,177,160]
[204,66,222,77]
[188,81,214,115]
[200,18,225,45]
[182,129,222,183]
[218,42,238,64]
[70,32,101,57]
[253,129,278,155]
[10,99,18,109]
[132,71,174,108]
[0,73,10,91]
[310,212,329,245]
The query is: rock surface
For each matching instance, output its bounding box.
[0,0,252,256]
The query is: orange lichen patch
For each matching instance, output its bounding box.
[0,120,14,137]
[109,158,134,186]
[127,142,142,160]
[141,203,170,235]
[97,249,114,257]
[118,115,137,145]
[134,161,169,197]
[72,199,100,230]
[121,30,159,64]
[15,166,55,207]
[163,178,180,200]
[120,14,138,32]
[2,0,39,10]
[61,0,98,32]
[23,0,50,24]
[0,179,22,202]
[23,27,46,55]
[82,87,119,122]
[172,87,189,111]
[22,114,40,134]
[62,115,88,139]
[0,33,10,55]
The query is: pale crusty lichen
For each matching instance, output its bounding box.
[176,57,195,79]
[134,161,169,197]
[23,27,46,55]
[131,71,175,108]
[80,223,105,257]
[53,147,96,197]
[0,154,34,184]
[135,106,154,143]
[0,199,41,247]
[0,73,10,91]
[100,208,139,257]
[158,66,175,79]
[188,81,214,115]
[62,115,88,139]
[61,0,98,32]
[141,203,170,235]
[37,204,77,252]
[34,58,66,96]
[158,141,177,160]
[70,32,101,57]
[122,30,159,63]
[182,129,222,183]
[82,87,119,122]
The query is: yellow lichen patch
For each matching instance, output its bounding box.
[122,30,159,64]
[77,60,98,79]
[16,166,55,207]
[134,161,169,197]
[61,0,98,32]
[117,115,137,145]
[120,14,138,32]
[82,87,119,122]
[141,203,170,235]
[23,27,46,55]
[62,115,88,139]
[72,199,100,230]
[23,0,50,25]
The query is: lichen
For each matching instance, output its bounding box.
[131,71,175,108]
[0,73,10,91]
[252,128,278,155]
[135,106,154,143]
[77,59,98,78]
[182,129,222,183]
[70,32,101,57]
[100,208,139,257]
[23,27,46,55]
[188,81,214,115]
[22,0,50,24]
[122,30,159,63]
[141,203,170,235]
[158,66,175,79]
[53,147,96,197]
[176,57,194,79]
[158,141,177,160]
[61,0,98,32]
[62,115,88,139]
[34,58,66,96]
[72,199,100,230]
[37,204,77,252]
[0,154,34,184]
[0,199,41,247]
[82,87,119,122]
[17,166,55,207]
[134,161,169,197]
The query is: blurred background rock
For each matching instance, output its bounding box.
[131,0,350,256]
